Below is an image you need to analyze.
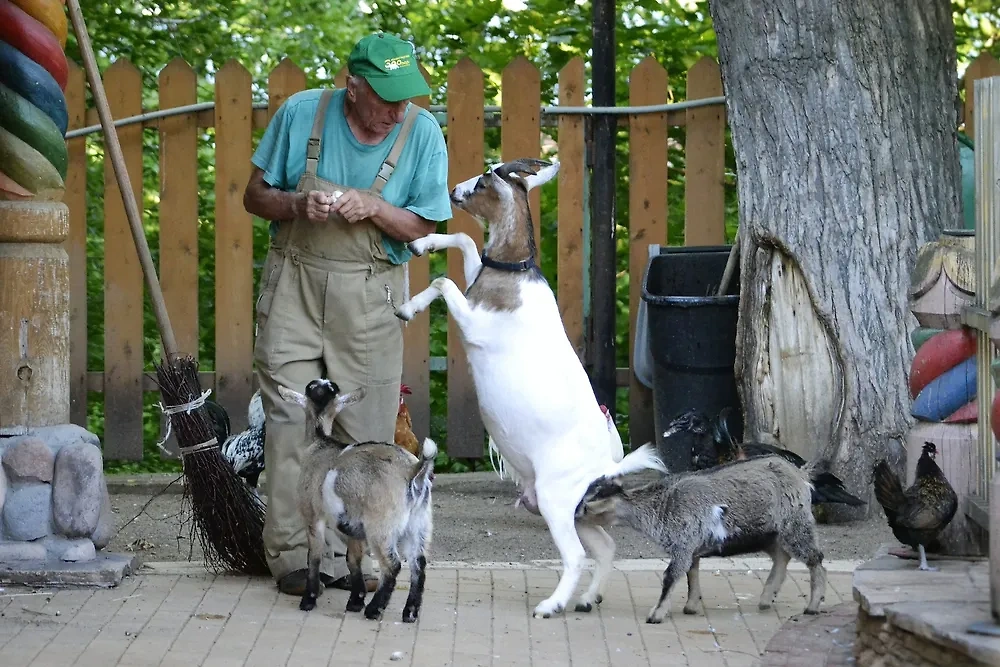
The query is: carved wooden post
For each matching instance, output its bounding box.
[0,202,70,434]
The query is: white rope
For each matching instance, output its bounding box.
[154,388,213,456]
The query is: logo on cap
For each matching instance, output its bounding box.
[384,55,411,70]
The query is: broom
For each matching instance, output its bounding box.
[67,0,270,576]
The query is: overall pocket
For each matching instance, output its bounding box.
[364,267,405,385]
[254,248,285,339]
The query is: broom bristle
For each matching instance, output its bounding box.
[153,355,270,576]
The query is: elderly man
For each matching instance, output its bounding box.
[243,32,452,596]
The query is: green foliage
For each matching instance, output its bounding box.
[73,1,997,474]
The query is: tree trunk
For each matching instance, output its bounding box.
[707,0,962,520]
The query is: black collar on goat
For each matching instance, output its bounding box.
[480,251,536,272]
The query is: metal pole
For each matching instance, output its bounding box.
[590,0,617,410]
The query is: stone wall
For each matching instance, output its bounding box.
[0,424,114,563]
[855,609,988,667]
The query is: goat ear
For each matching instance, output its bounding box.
[522,162,559,191]
[277,385,306,408]
[334,386,367,413]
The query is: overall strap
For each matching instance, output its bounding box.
[370,104,419,196]
[305,88,336,176]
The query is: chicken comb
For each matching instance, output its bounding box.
[400,384,412,395]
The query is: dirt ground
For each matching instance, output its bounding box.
[105,470,897,566]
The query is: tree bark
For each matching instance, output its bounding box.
[708,0,962,520]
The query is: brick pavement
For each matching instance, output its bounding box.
[0,558,858,667]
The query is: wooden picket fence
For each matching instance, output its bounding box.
[64,51,1000,461]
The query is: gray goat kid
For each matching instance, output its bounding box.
[278,379,436,623]
[576,456,827,623]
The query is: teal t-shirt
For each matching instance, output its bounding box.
[250,87,452,264]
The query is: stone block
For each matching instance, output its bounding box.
[37,535,97,562]
[90,481,114,549]
[0,541,47,561]
[2,436,54,482]
[2,482,52,541]
[51,442,103,538]
[0,425,98,456]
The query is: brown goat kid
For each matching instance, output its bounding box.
[278,379,436,622]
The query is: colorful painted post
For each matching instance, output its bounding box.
[0,0,70,433]
[907,229,987,556]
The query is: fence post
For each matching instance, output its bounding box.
[102,59,144,461]
[214,60,254,433]
[65,62,88,428]
[445,57,485,458]
[558,57,586,360]
[628,56,668,449]
[684,57,725,246]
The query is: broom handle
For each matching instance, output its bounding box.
[716,232,741,297]
[66,0,179,360]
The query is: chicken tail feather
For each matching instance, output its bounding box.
[872,459,905,516]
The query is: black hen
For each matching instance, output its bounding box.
[666,408,866,507]
[873,442,957,571]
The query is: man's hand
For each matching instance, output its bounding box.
[330,189,383,224]
[295,190,337,223]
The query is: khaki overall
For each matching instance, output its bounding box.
[254,89,416,582]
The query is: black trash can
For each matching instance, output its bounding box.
[641,245,744,472]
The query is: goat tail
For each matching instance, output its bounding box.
[408,438,437,506]
[609,442,667,477]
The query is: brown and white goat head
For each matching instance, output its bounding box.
[278,379,366,438]
[449,158,560,227]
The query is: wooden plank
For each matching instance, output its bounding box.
[267,58,307,122]
[64,62,88,428]
[157,57,199,457]
[446,57,486,458]
[557,58,586,359]
[401,64,434,441]
[964,53,1000,138]
[214,60,254,433]
[628,56,668,450]
[102,59,145,460]
[501,56,542,256]
[684,57,726,246]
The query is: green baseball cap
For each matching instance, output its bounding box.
[347,33,431,102]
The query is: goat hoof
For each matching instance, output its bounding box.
[406,241,428,256]
[345,598,365,613]
[646,615,664,624]
[402,610,418,623]
[364,603,384,620]
[758,602,772,611]
[803,608,820,616]
[299,596,317,612]
[395,306,414,322]
[532,600,564,618]
[682,606,699,615]
[574,602,593,613]
[595,595,603,604]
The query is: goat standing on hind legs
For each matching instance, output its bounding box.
[394,158,667,619]
[278,379,435,623]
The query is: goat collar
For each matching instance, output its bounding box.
[480,251,536,272]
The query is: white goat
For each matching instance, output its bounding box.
[394,158,666,618]
[278,379,436,623]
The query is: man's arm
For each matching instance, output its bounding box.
[243,168,333,224]
[331,190,436,242]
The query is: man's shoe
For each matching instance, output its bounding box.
[277,569,308,596]
[326,574,379,593]
[278,570,379,596]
